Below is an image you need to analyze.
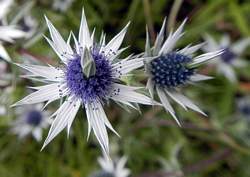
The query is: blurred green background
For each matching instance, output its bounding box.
[1,0,250,176]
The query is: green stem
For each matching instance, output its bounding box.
[167,0,183,32]
[143,0,155,41]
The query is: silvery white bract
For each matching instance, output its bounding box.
[0,0,27,61]
[11,104,51,142]
[203,34,250,83]
[12,8,157,156]
[143,18,223,125]
[53,0,74,12]
[92,156,130,177]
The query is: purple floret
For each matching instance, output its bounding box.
[65,50,113,103]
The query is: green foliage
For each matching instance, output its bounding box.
[1,0,250,177]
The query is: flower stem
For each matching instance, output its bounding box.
[167,0,183,32]
[143,0,155,41]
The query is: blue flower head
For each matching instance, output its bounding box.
[143,18,223,125]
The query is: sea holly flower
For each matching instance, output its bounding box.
[143,18,223,125]
[0,0,27,61]
[90,156,130,177]
[203,34,250,82]
[11,104,51,141]
[12,8,156,156]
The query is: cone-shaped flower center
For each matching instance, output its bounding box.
[66,49,113,103]
[26,110,42,126]
[221,48,236,64]
[91,171,114,177]
[150,52,194,88]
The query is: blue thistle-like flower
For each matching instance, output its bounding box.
[11,104,51,142]
[203,34,250,82]
[65,49,113,103]
[150,52,194,88]
[12,7,157,156]
[143,18,223,125]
